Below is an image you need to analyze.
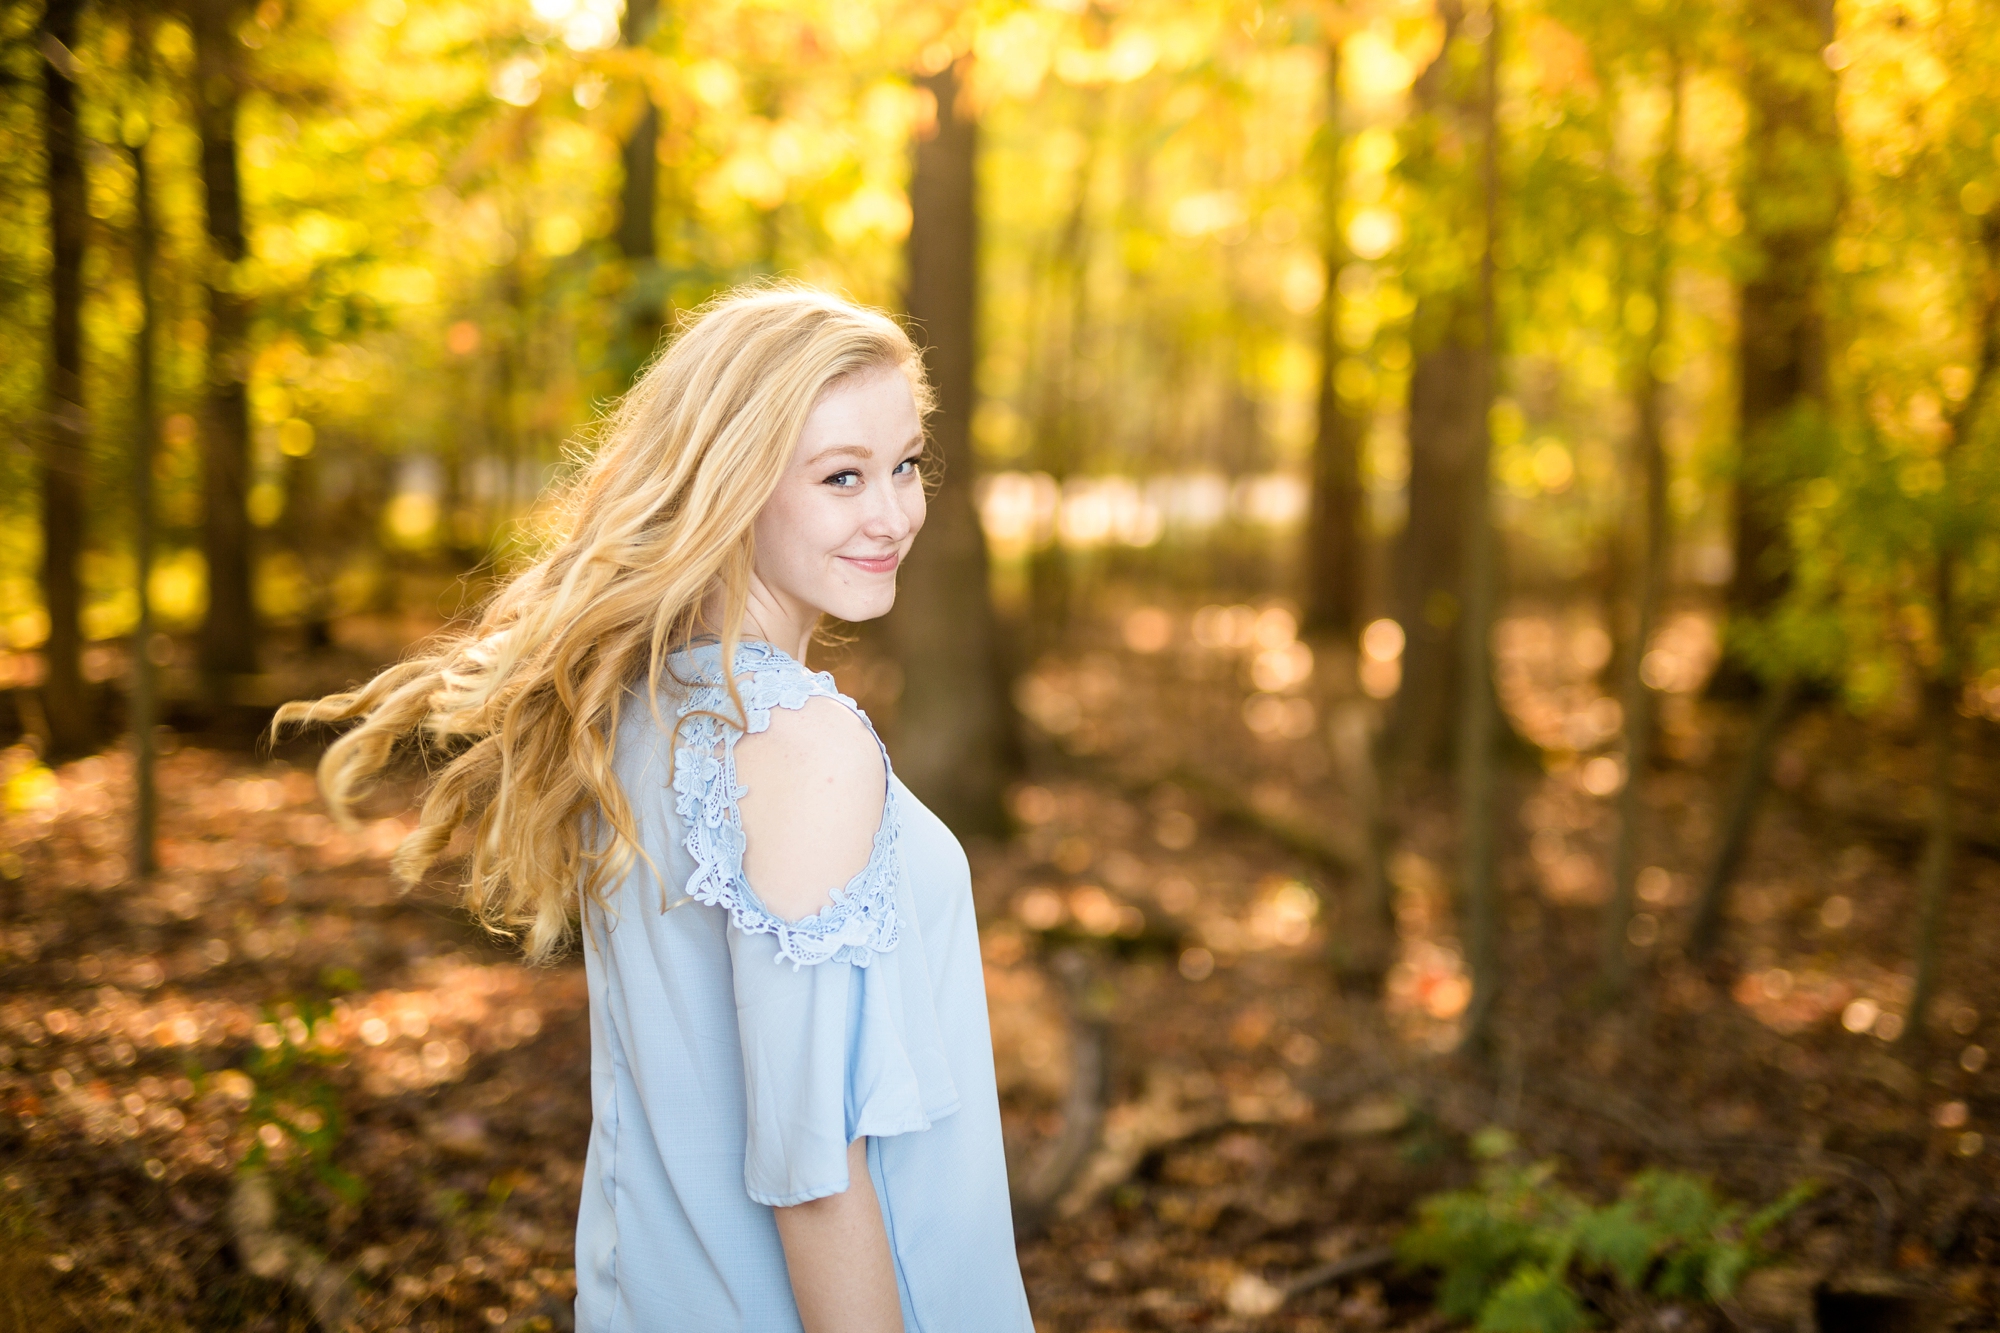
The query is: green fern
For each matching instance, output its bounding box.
[1399,1142,1815,1333]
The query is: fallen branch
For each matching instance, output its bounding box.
[1010,949,1110,1240]
[1226,1244,1399,1316]
[1285,1244,1398,1300]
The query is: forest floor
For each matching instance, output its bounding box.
[2,601,1998,1332]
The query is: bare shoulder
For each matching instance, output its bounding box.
[734,695,882,802]
[734,696,886,923]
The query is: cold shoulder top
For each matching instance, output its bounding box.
[574,639,1033,1333]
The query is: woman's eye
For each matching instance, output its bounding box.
[893,457,921,477]
[824,470,862,488]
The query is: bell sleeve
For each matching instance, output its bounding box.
[672,664,960,1207]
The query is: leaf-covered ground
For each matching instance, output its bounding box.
[3,602,1998,1331]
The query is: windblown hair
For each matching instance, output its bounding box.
[274,285,932,962]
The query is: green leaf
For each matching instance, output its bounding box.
[1575,1201,1653,1289]
[1401,1191,1542,1319]
[1477,1265,1594,1333]
[1626,1171,1730,1244]
[1745,1181,1819,1242]
[1702,1244,1753,1300]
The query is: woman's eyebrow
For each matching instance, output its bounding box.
[805,444,872,465]
[806,433,922,465]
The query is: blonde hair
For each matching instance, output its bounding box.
[275,284,932,962]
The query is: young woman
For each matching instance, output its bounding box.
[278,287,1034,1332]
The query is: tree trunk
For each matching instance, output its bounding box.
[892,57,1012,837]
[1902,211,2000,1050]
[1303,35,1363,642]
[191,0,259,690]
[617,0,659,262]
[1691,0,1838,945]
[1726,0,1838,628]
[616,100,660,264]
[38,0,91,758]
[1389,0,1478,775]
[1393,327,1479,772]
[616,0,663,363]
[1456,2,1502,1057]
[1602,58,1683,994]
[1687,675,1797,958]
[131,123,162,877]
[1902,669,1955,1053]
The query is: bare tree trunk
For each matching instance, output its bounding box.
[38,0,91,758]
[1602,58,1682,994]
[1687,675,1797,958]
[1692,0,1838,932]
[892,57,1012,837]
[1456,2,1502,1057]
[616,0,663,362]
[191,0,258,691]
[1725,0,1838,637]
[1389,0,1477,775]
[1303,36,1362,642]
[130,124,161,877]
[617,0,659,262]
[1903,671,1955,1053]
[1311,34,1388,988]
[1902,212,2000,1051]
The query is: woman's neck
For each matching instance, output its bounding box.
[720,580,816,662]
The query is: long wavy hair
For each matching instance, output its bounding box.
[275,285,933,961]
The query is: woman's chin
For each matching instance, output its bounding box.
[819,587,896,625]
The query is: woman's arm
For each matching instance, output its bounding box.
[736,699,902,1328]
[773,1138,904,1333]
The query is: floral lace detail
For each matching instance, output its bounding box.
[669,640,901,969]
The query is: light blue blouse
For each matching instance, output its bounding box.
[574,640,1033,1333]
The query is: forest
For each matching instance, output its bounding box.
[3,0,1999,1329]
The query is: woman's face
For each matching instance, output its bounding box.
[749,365,927,633]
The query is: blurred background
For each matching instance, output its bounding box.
[4,0,2000,1329]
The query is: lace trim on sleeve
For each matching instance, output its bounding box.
[670,642,901,969]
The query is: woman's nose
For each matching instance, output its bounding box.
[864,480,913,539]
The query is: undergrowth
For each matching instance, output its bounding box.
[1399,1129,1815,1332]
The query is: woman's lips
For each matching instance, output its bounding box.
[840,551,901,575]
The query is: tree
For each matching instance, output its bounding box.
[1303,30,1363,644]
[892,54,1012,837]
[188,0,258,691]
[129,104,161,877]
[1726,0,1838,632]
[1602,54,1683,993]
[1692,0,1839,948]
[1308,26,1393,987]
[1455,0,1502,1055]
[615,0,663,360]
[37,0,90,757]
[1686,676,1794,959]
[1390,0,1482,775]
[1905,210,2000,1050]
